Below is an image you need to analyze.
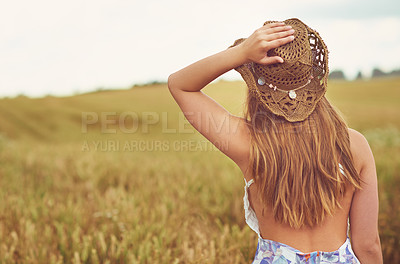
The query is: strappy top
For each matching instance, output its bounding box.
[243,163,349,238]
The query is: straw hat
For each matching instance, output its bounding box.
[231,18,329,122]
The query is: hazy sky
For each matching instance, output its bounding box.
[1,0,399,97]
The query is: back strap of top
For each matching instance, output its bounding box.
[245,178,254,188]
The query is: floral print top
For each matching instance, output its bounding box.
[252,237,360,264]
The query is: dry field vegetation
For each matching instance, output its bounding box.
[0,78,399,263]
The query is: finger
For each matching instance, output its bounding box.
[262,22,286,29]
[260,24,292,33]
[259,56,284,65]
[259,25,292,36]
[265,29,295,41]
[265,25,293,35]
[267,35,295,49]
[253,24,291,41]
[255,26,293,42]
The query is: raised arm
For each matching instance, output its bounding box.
[348,128,383,263]
[168,22,295,170]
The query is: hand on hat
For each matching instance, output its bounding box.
[239,22,295,65]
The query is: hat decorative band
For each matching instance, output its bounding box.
[253,63,314,100]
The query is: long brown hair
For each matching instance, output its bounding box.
[244,92,362,228]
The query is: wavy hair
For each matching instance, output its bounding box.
[244,93,362,228]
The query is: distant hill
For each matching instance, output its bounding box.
[0,85,176,142]
[1,79,400,143]
[0,81,245,142]
[329,68,400,80]
[372,68,400,78]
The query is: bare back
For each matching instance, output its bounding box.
[244,166,355,253]
[236,118,371,253]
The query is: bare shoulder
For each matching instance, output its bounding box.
[348,128,366,143]
[348,128,371,153]
[347,128,375,174]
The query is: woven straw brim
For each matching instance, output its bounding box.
[231,18,329,122]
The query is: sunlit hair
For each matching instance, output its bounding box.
[244,92,362,228]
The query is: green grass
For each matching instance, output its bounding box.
[0,78,399,263]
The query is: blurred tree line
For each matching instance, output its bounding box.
[329,68,400,80]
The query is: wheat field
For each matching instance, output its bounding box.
[0,78,399,263]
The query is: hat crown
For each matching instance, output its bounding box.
[254,19,314,91]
